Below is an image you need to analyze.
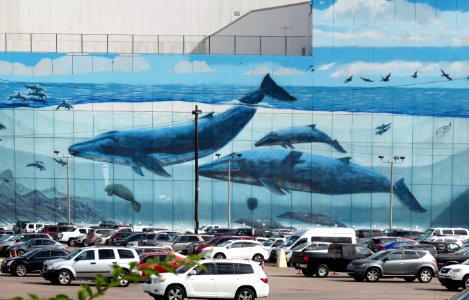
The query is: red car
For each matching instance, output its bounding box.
[139,251,188,275]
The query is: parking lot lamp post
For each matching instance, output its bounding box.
[192,105,202,234]
[54,150,72,225]
[378,155,405,229]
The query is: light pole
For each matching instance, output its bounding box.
[215,152,242,228]
[378,155,405,229]
[54,150,72,225]
[192,105,202,234]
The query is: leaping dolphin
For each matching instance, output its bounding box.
[7,92,30,102]
[255,124,347,153]
[198,149,426,213]
[25,84,45,92]
[68,74,296,177]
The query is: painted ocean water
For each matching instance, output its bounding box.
[1,81,468,118]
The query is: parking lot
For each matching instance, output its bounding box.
[0,262,461,300]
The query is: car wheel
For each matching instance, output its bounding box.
[252,254,263,263]
[417,268,433,283]
[301,268,314,277]
[164,285,185,300]
[68,239,76,247]
[404,277,416,282]
[214,253,226,259]
[83,240,89,247]
[16,249,25,256]
[463,274,469,289]
[14,264,27,277]
[117,270,130,287]
[235,287,255,300]
[316,264,329,278]
[365,268,380,282]
[57,269,72,285]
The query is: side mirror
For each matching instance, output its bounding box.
[382,257,390,262]
[188,270,197,276]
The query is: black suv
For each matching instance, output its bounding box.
[1,248,69,276]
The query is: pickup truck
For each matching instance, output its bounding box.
[58,227,90,246]
[291,243,373,277]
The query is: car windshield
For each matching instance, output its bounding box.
[101,231,114,238]
[282,235,300,247]
[462,259,469,266]
[168,235,179,242]
[176,265,194,274]
[263,239,275,246]
[423,229,434,235]
[454,248,469,255]
[0,235,15,242]
[292,243,308,251]
[367,251,391,260]
[64,249,82,260]
[22,250,38,257]
[217,240,233,247]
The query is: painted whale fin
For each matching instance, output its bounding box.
[260,73,297,102]
[307,124,316,129]
[201,112,214,119]
[132,166,145,177]
[284,140,295,149]
[330,139,347,153]
[259,177,285,195]
[138,155,171,177]
[338,157,351,164]
[393,178,426,213]
[131,200,141,212]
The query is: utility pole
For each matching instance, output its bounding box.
[192,105,202,234]
[378,155,405,229]
[54,150,72,225]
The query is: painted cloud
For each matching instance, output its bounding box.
[171,60,216,73]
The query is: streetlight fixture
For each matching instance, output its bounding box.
[192,105,202,234]
[378,155,405,229]
[215,152,242,228]
[53,150,72,225]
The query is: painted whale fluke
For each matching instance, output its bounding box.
[239,73,296,104]
[393,178,426,213]
[330,140,347,153]
[131,201,141,213]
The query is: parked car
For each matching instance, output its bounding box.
[95,230,115,245]
[132,246,172,257]
[8,238,67,256]
[83,228,114,246]
[356,229,383,238]
[168,234,212,252]
[58,227,91,246]
[1,248,69,277]
[191,235,256,254]
[399,244,437,256]
[13,220,32,234]
[285,242,330,266]
[23,223,45,233]
[139,251,188,276]
[365,236,402,252]
[141,232,172,246]
[201,239,269,262]
[143,259,269,300]
[0,233,52,256]
[420,241,462,254]
[438,258,469,290]
[41,246,139,286]
[347,249,438,282]
[42,225,75,241]
[435,247,469,269]
[106,231,134,246]
[262,238,285,257]
[421,227,469,241]
[383,229,422,240]
[198,225,220,233]
[381,239,419,250]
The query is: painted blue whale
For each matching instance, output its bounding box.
[198,149,426,213]
[255,124,347,153]
[68,74,296,177]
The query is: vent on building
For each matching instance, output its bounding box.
[234,11,240,17]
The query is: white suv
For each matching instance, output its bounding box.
[58,227,91,246]
[41,246,138,286]
[201,240,269,262]
[143,259,269,300]
[438,259,469,290]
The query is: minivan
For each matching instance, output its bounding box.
[421,228,469,241]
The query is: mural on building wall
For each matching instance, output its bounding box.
[0,0,468,230]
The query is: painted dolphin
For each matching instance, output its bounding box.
[375,123,391,131]
[255,124,346,153]
[28,91,47,99]
[104,183,141,212]
[52,157,67,167]
[56,100,73,110]
[7,92,29,102]
[68,74,296,177]
[25,84,45,92]
[0,123,6,130]
[198,149,426,213]
[26,161,46,171]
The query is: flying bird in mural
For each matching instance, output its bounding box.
[0,123,6,130]
[344,75,353,83]
[306,65,315,72]
[25,84,45,93]
[360,77,374,83]
[52,157,67,167]
[68,74,296,177]
[198,150,426,213]
[26,161,46,171]
[7,92,30,102]
[436,122,452,136]
[56,100,73,110]
[255,124,347,153]
[104,184,141,212]
[381,73,391,82]
[440,69,452,81]
[412,71,418,78]
[375,123,391,135]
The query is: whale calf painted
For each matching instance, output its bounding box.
[198,149,426,213]
[68,74,296,177]
[255,124,346,153]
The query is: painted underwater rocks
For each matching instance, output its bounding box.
[104,184,141,213]
[199,149,426,213]
[68,74,296,177]
[255,124,347,153]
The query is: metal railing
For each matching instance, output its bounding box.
[0,33,311,56]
